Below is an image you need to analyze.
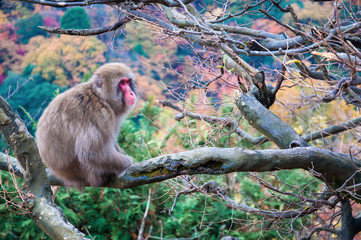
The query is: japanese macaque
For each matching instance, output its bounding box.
[36,63,137,189]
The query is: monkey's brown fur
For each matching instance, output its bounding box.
[36,63,137,188]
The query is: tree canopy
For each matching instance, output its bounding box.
[60,7,91,30]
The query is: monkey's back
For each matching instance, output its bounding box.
[36,82,118,186]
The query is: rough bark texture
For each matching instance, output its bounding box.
[0,96,88,240]
[3,146,360,197]
[236,93,310,149]
[339,198,361,240]
[108,147,361,192]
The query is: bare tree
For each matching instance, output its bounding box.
[1,0,361,239]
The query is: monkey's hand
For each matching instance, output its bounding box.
[114,144,135,164]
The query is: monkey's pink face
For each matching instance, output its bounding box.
[119,78,136,106]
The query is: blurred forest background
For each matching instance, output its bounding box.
[1,0,361,239]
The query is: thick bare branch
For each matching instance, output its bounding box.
[0,96,48,192]
[339,198,361,239]
[0,152,24,178]
[237,93,309,149]
[99,147,361,195]
[2,146,361,197]
[0,96,87,240]
[222,54,253,85]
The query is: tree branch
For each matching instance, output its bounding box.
[137,189,151,240]
[161,5,284,40]
[291,55,331,80]
[218,188,320,219]
[160,100,361,146]
[339,198,358,239]
[0,152,24,178]
[112,146,361,191]
[302,227,339,240]
[159,100,266,145]
[2,146,361,198]
[169,180,329,220]
[302,116,361,142]
[39,16,133,36]
[237,93,310,149]
[20,0,195,8]
[211,0,267,23]
[0,96,87,239]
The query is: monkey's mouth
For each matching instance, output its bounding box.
[125,96,135,105]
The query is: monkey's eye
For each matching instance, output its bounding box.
[119,78,130,86]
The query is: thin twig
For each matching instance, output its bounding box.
[138,189,152,240]
[39,16,133,36]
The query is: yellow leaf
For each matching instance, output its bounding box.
[285,59,301,65]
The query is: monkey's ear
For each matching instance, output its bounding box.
[95,76,103,88]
